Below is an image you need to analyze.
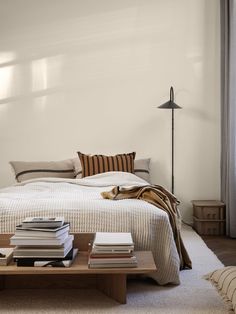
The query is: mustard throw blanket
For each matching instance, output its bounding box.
[101,185,192,270]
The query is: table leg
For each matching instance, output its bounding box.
[0,275,5,290]
[96,274,127,304]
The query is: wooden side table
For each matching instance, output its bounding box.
[192,200,226,235]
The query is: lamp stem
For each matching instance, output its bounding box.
[172,108,174,194]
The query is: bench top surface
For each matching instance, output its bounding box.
[0,251,157,275]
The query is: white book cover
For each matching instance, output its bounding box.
[94,232,134,246]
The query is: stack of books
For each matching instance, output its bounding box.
[10,217,77,267]
[0,248,14,266]
[88,232,137,268]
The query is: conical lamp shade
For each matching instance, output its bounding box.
[158,101,182,109]
[158,87,182,109]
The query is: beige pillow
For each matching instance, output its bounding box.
[205,266,236,313]
[10,159,76,182]
[73,157,82,178]
[134,158,151,183]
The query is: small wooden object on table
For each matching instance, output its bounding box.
[192,200,226,235]
[0,233,156,304]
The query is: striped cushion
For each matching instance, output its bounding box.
[10,159,76,182]
[77,152,136,178]
[205,266,236,313]
[74,157,151,181]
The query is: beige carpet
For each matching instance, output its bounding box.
[0,226,227,314]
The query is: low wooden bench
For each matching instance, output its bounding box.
[0,233,156,304]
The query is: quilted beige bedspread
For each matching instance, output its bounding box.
[0,172,181,285]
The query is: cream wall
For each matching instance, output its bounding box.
[0,0,220,222]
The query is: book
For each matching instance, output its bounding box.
[88,263,137,269]
[89,256,137,264]
[93,232,134,246]
[22,217,64,228]
[15,247,74,264]
[13,244,73,259]
[10,232,69,246]
[0,248,13,266]
[89,253,133,258]
[33,249,78,267]
[13,235,74,258]
[88,232,137,269]
[14,223,70,238]
[16,248,78,267]
[92,246,134,253]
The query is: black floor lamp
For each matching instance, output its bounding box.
[158,86,182,194]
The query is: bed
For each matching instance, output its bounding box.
[0,171,180,285]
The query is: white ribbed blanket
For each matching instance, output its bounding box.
[0,172,180,285]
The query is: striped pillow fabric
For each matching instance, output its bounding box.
[205,266,236,313]
[10,159,76,182]
[77,152,136,178]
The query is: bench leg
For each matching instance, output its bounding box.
[0,275,5,290]
[96,274,127,304]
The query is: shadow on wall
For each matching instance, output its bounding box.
[0,0,220,224]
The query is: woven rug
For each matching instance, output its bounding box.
[0,226,227,313]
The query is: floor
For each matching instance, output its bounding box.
[201,233,236,266]
[0,225,227,314]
